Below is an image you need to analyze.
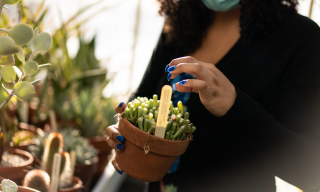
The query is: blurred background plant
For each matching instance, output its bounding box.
[28,128,98,165]
[0,0,118,137]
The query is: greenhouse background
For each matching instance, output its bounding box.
[0,0,319,191]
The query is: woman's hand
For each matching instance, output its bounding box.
[106,102,127,175]
[166,56,237,117]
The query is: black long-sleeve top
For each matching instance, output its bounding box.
[133,14,320,192]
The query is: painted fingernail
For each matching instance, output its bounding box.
[180,80,187,85]
[119,102,124,107]
[117,169,123,175]
[165,64,170,72]
[172,84,176,91]
[167,73,172,81]
[116,144,123,151]
[116,135,124,143]
[168,66,176,72]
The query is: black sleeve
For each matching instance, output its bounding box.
[130,33,175,101]
[222,22,320,190]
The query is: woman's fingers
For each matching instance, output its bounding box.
[174,79,214,102]
[115,102,127,113]
[169,62,216,83]
[106,125,125,152]
[112,154,123,175]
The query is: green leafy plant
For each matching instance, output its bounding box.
[71,89,116,137]
[0,0,52,162]
[124,95,196,140]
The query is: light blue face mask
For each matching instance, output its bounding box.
[202,0,240,12]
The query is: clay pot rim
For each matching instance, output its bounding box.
[1,148,34,168]
[119,117,191,156]
[58,176,82,192]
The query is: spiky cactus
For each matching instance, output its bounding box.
[123,95,196,140]
[42,132,65,177]
[23,170,50,192]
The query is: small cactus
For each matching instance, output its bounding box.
[23,169,50,192]
[42,132,65,177]
[123,95,196,140]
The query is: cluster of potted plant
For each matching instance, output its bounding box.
[0,0,53,186]
[28,128,98,192]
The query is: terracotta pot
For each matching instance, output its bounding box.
[0,184,40,192]
[73,156,98,192]
[0,149,34,185]
[117,118,191,182]
[10,123,43,152]
[58,176,83,192]
[89,135,112,184]
[33,157,96,192]
[0,175,4,182]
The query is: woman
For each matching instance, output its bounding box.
[106,0,320,191]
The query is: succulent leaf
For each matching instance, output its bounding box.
[2,0,21,5]
[0,55,15,66]
[1,66,16,82]
[1,179,18,192]
[33,32,52,52]
[16,46,25,63]
[14,81,35,100]
[23,60,39,75]
[0,36,19,55]
[13,66,22,78]
[7,24,34,46]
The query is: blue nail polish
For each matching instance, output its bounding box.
[117,169,123,175]
[165,64,170,72]
[180,80,187,85]
[117,144,123,151]
[119,102,124,107]
[116,135,124,143]
[168,66,176,72]
[167,73,171,81]
[172,84,176,91]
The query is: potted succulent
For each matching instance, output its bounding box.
[0,0,52,184]
[1,179,40,192]
[28,128,98,192]
[9,123,43,152]
[117,93,196,182]
[24,132,82,192]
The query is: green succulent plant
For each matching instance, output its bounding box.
[1,179,18,192]
[124,95,196,141]
[28,128,98,165]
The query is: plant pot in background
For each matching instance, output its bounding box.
[74,156,98,192]
[33,157,96,192]
[117,118,191,182]
[0,148,34,185]
[0,176,4,182]
[58,176,83,192]
[0,184,40,192]
[89,135,112,183]
[9,123,43,151]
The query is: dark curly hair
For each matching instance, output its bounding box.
[158,0,298,54]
